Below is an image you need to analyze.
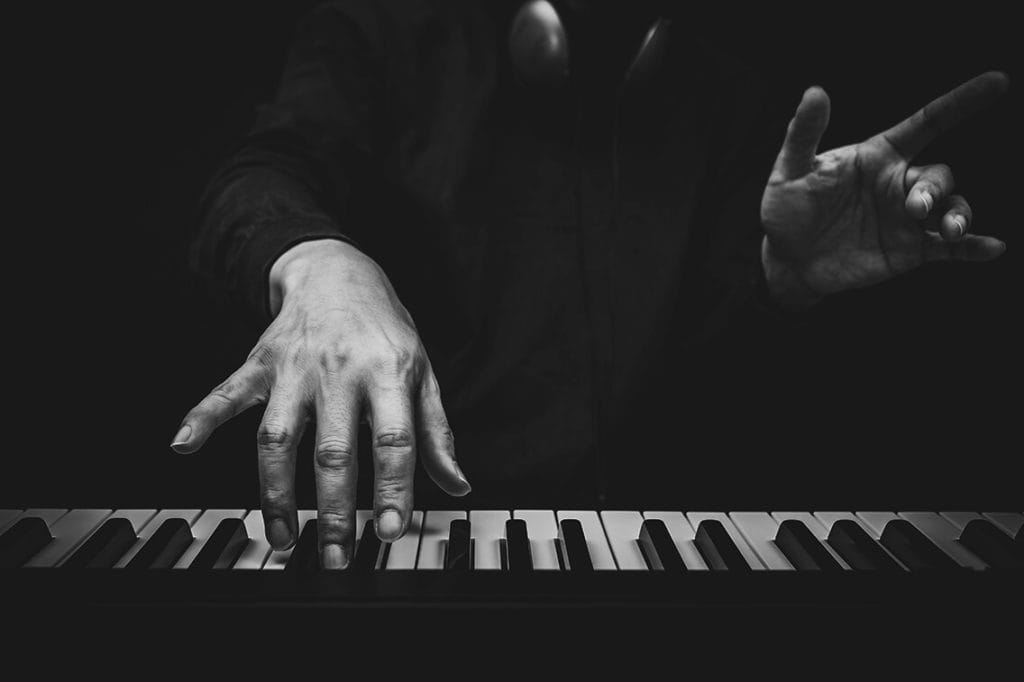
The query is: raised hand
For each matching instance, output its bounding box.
[760,72,1009,308]
[171,239,471,568]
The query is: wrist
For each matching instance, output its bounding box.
[268,238,362,315]
[761,237,824,312]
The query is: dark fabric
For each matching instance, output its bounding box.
[191,0,795,504]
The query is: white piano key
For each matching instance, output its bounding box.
[855,511,900,538]
[235,511,271,569]
[262,511,318,570]
[114,509,203,568]
[938,511,984,531]
[814,511,908,570]
[513,510,560,570]
[416,511,465,569]
[23,509,71,527]
[355,509,373,545]
[237,509,372,569]
[983,512,1024,538]
[470,510,510,570]
[384,510,424,569]
[25,509,112,567]
[173,509,246,568]
[107,509,159,533]
[641,511,707,569]
[771,512,851,569]
[0,509,22,532]
[685,512,764,569]
[729,512,792,570]
[898,511,987,570]
[599,511,648,570]
[556,511,616,570]
[814,511,880,537]
[73,509,158,561]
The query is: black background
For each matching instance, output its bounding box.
[10,2,1020,512]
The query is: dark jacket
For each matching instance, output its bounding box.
[192,0,792,505]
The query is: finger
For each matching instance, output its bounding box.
[882,71,1009,159]
[172,357,268,453]
[904,164,955,221]
[774,86,831,180]
[937,195,973,242]
[416,367,471,497]
[923,233,1006,263]
[312,382,360,570]
[367,380,417,543]
[257,379,308,551]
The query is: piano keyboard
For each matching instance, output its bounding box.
[3,507,1021,616]
[2,508,1020,572]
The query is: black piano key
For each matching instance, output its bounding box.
[775,519,843,571]
[879,519,960,571]
[126,518,194,569]
[505,519,533,571]
[0,517,53,569]
[559,519,593,571]
[286,519,319,572]
[827,519,902,571]
[694,520,751,571]
[959,519,1023,569]
[63,518,137,569]
[445,519,472,571]
[352,520,383,571]
[189,518,248,570]
[638,519,686,572]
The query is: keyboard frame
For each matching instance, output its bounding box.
[4,568,1021,612]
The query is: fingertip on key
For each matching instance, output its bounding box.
[268,518,294,550]
[377,509,404,541]
[322,543,348,569]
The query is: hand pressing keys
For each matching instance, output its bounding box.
[170,239,472,569]
[760,71,1009,309]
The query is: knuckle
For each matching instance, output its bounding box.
[281,340,309,368]
[373,345,417,377]
[206,385,237,409]
[261,486,292,510]
[375,474,411,500]
[374,428,415,451]
[314,439,356,471]
[257,424,294,450]
[317,343,352,374]
[317,510,355,544]
[248,342,278,367]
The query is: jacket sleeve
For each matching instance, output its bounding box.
[190,1,389,321]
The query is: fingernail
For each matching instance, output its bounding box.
[322,543,348,570]
[920,191,933,214]
[268,519,293,550]
[170,424,191,448]
[377,510,404,541]
[952,216,965,239]
[999,241,1008,253]
[453,462,472,492]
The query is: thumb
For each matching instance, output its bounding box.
[774,86,831,180]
